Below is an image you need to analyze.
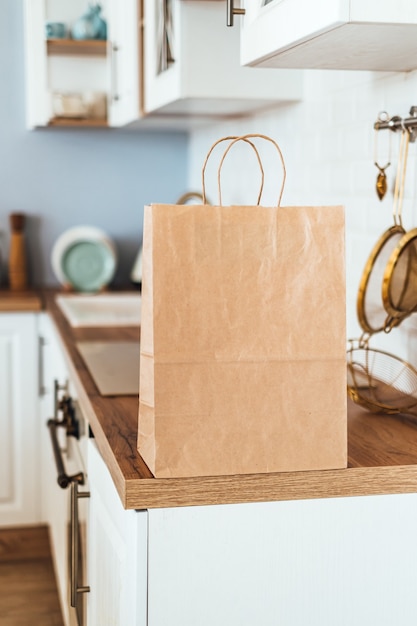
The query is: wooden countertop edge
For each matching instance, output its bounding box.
[123,464,417,510]
[0,290,43,311]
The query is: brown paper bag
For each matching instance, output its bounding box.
[138,134,347,478]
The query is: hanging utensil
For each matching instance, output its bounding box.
[373,115,392,201]
[356,129,410,335]
[348,129,417,421]
[379,123,417,323]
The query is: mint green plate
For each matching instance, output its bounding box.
[61,240,116,292]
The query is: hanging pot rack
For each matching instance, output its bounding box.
[374,106,417,142]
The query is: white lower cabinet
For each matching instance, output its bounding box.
[0,312,40,526]
[86,436,417,626]
[38,312,90,626]
[147,495,417,626]
[87,439,148,626]
[38,312,73,626]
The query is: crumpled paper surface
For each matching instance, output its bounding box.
[138,203,347,478]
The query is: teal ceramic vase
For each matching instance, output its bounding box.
[71,3,107,41]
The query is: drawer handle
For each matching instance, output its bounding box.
[38,336,47,397]
[227,0,245,27]
[110,42,120,102]
[47,418,84,489]
[70,481,90,608]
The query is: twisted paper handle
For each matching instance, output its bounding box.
[201,135,265,205]
[217,134,286,207]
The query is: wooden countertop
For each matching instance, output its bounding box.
[0,289,43,311]
[43,291,417,510]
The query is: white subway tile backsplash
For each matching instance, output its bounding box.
[188,69,417,367]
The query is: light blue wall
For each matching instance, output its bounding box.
[0,0,188,287]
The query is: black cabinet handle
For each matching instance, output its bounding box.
[47,418,84,489]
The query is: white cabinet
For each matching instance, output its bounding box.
[86,438,417,626]
[0,312,40,526]
[38,313,71,625]
[143,0,302,118]
[147,495,417,626]
[24,0,140,129]
[38,313,90,626]
[87,439,147,626]
[240,0,417,71]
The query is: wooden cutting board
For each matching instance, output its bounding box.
[76,341,140,396]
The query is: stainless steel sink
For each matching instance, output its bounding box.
[55,292,141,327]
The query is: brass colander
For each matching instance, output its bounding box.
[347,340,417,417]
[356,129,410,335]
[382,226,417,323]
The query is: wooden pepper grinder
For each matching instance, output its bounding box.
[8,213,28,291]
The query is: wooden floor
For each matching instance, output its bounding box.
[0,526,64,626]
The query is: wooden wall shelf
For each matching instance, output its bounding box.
[46,38,107,56]
[48,117,108,128]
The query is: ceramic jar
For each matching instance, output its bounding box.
[71,3,107,41]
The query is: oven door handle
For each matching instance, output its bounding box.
[47,418,85,489]
[70,481,90,609]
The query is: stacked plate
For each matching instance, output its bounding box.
[51,226,117,292]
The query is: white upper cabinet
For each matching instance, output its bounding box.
[143,0,303,118]
[240,0,417,71]
[24,0,140,129]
